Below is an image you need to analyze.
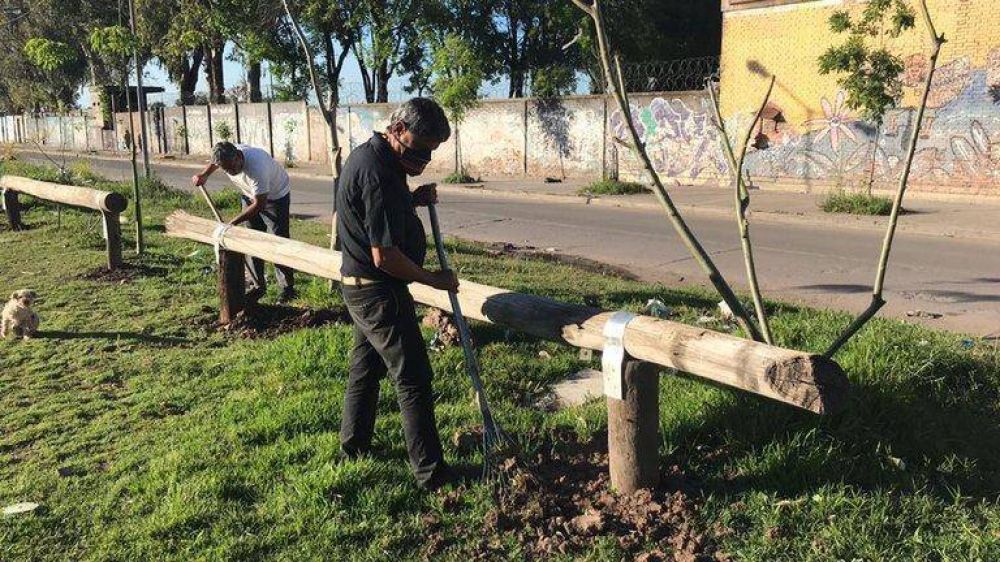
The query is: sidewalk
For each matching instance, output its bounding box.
[13,146,1000,242]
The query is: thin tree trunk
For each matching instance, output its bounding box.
[179,48,204,105]
[248,61,262,103]
[281,0,345,288]
[571,0,764,342]
[708,77,776,344]
[825,0,944,357]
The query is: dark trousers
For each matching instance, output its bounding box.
[340,281,445,486]
[242,194,293,292]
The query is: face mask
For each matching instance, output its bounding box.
[393,133,432,176]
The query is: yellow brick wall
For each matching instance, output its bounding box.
[721,0,998,122]
[719,0,1000,194]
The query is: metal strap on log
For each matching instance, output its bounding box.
[166,210,848,414]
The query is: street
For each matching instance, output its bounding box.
[15,151,1000,337]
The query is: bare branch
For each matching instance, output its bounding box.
[573,0,764,342]
[825,5,944,357]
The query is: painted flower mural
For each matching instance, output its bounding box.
[804,91,857,152]
[903,55,973,109]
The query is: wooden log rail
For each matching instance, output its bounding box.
[1,175,128,269]
[167,210,847,413]
[166,210,848,492]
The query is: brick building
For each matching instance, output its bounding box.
[719,0,1000,194]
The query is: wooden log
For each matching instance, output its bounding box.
[3,189,23,230]
[0,176,127,213]
[218,249,246,324]
[608,360,660,493]
[102,211,123,270]
[165,210,849,414]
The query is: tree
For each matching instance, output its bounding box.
[494,1,580,98]
[819,0,945,357]
[351,0,423,103]
[430,33,483,179]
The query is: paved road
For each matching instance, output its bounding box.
[16,152,1000,337]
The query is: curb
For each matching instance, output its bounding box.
[13,148,1000,242]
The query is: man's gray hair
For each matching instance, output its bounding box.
[212,141,241,164]
[389,97,451,142]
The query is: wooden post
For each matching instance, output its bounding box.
[234,100,242,144]
[181,104,190,155]
[3,189,22,230]
[303,100,312,161]
[266,101,275,157]
[608,360,660,493]
[218,249,246,324]
[207,103,214,147]
[102,211,123,270]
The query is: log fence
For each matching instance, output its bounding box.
[166,210,849,493]
[1,175,128,270]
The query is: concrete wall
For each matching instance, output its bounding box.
[720,0,1000,195]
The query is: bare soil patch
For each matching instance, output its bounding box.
[466,431,728,561]
[221,303,350,338]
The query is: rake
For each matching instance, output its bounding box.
[427,202,513,480]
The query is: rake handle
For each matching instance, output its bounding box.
[427,203,498,434]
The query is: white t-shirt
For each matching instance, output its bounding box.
[225,144,290,201]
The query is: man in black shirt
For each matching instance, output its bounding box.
[335,97,458,490]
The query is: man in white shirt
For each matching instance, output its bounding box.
[192,141,296,302]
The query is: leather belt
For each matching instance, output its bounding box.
[341,276,382,287]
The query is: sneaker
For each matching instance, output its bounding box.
[277,287,298,304]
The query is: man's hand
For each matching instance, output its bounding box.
[192,174,206,187]
[428,269,459,293]
[411,183,438,207]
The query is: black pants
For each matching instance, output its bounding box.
[242,194,294,292]
[340,281,445,486]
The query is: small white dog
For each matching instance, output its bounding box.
[1,289,40,339]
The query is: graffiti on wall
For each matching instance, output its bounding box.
[609,97,728,180]
[746,49,1000,188]
[614,48,1000,191]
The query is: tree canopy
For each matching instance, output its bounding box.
[0,0,724,113]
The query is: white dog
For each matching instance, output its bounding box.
[1,289,40,339]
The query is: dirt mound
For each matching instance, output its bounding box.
[423,308,460,348]
[78,264,164,284]
[472,432,727,561]
[221,304,350,338]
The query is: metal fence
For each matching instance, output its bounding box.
[618,56,720,93]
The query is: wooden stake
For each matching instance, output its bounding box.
[218,249,246,324]
[3,189,22,231]
[608,360,660,493]
[102,211,123,270]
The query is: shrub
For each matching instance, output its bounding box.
[820,189,894,216]
[442,172,478,184]
[578,179,650,196]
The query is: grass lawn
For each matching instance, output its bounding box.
[1,160,999,561]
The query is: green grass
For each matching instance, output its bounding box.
[820,190,895,216]
[2,162,1000,560]
[578,178,651,196]
[441,172,479,184]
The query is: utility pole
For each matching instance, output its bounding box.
[128,0,151,178]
